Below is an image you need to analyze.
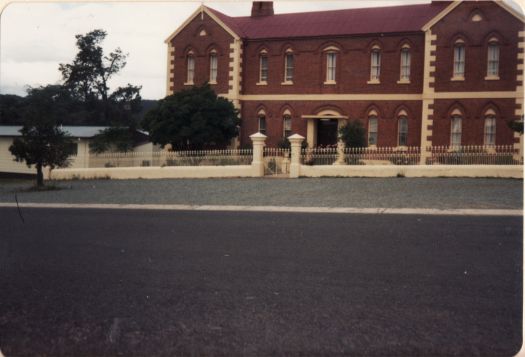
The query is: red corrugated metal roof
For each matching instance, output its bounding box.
[208,2,451,39]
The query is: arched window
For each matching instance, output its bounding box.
[398,113,408,146]
[326,52,337,82]
[487,38,500,78]
[284,49,294,83]
[283,110,292,137]
[370,46,381,82]
[450,109,462,147]
[258,110,267,135]
[368,110,378,146]
[484,109,497,146]
[400,45,411,82]
[186,51,195,84]
[209,50,218,83]
[453,39,465,79]
[259,50,268,83]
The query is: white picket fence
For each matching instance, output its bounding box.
[300,145,521,166]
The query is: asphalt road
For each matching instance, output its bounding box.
[0,207,522,356]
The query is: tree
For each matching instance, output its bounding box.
[142,85,239,150]
[0,94,25,125]
[9,86,76,187]
[508,115,524,135]
[59,29,143,148]
[339,120,367,148]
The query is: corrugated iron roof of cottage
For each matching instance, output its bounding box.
[0,126,109,138]
[206,2,451,40]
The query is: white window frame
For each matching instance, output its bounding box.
[398,116,408,147]
[209,52,218,84]
[283,114,292,138]
[399,47,411,83]
[486,42,500,79]
[452,41,465,80]
[484,115,496,146]
[368,116,378,146]
[368,47,381,83]
[325,52,337,84]
[258,52,268,84]
[186,54,195,85]
[450,115,462,147]
[283,51,294,84]
[258,114,267,134]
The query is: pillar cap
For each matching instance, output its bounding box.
[250,132,267,139]
[288,133,305,142]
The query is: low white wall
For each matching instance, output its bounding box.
[299,165,523,179]
[50,165,256,180]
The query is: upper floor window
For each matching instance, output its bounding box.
[284,52,294,83]
[450,114,462,147]
[186,53,195,84]
[400,46,411,82]
[398,115,408,146]
[283,113,292,138]
[209,51,218,83]
[368,113,378,146]
[487,40,500,78]
[453,40,465,79]
[326,52,337,83]
[259,51,268,83]
[484,110,496,146]
[370,47,381,82]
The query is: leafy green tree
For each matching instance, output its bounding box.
[142,85,239,150]
[59,29,143,148]
[9,86,76,187]
[339,119,367,148]
[508,116,524,135]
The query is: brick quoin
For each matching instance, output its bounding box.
[166,1,524,148]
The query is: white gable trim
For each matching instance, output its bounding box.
[421,1,462,32]
[422,1,524,31]
[495,1,525,23]
[164,5,240,44]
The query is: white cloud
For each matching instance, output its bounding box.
[4,0,516,100]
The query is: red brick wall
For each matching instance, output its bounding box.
[169,12,234,94]
[432,98,516,146]
[242,34,425,95]
[240,101,422,147]
[432,1,522,92]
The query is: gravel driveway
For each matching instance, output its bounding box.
[0,177,522,209]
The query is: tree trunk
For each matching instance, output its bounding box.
[36,163,44,187]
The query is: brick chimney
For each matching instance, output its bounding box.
[251,1,274,17]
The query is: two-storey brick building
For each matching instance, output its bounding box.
[165,1,524,153]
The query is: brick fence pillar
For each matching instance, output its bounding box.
[250,132,266,177]
[288,134,304,178]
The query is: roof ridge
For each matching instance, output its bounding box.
[228,2,441,20]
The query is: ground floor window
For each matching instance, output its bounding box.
[450,115,462,147]
[484,115,496,146]
[258,114,266,135]
[368,116,378,146]
[283,115,292,138]
[398,116,408,146]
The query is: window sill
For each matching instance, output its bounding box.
[484,75,500,81]
[256,81,268,86]
[450,76,465,81]
[368,144,377,149]
[209,80,218,85]
[323,80,336,85]
[183,82,194,86]
[367,79,380,84]
[397,79,410,84]
[281,81,294,85]
[394,146,409,151]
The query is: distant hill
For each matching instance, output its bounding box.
[0,94,159,126]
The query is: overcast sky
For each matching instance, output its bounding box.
[1,0,522,99]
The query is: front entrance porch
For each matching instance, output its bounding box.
[302,111,348,148]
